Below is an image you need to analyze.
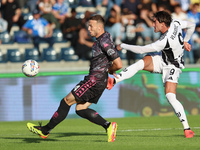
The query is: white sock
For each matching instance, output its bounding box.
[115,59,144,83]
[166,93,190,129]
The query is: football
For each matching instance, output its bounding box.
[22,59,39,77]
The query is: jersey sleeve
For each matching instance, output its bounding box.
[150,38,166,52]
[175,19,196,42]
[121,38,164,54]
[101,37,120,61]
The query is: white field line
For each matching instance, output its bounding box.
[96,127,200,133]
[1,127,200,136]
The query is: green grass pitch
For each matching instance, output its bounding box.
[0,115,200,150]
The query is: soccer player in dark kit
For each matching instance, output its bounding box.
[27,14,123,142]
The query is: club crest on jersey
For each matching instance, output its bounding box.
[104,43,109,48]
[107,49,115,56]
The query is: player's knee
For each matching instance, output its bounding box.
[76,109,81,116]
[64,95,77,106]
[76,109,87,118]
[64,98,74,106]
[143,56,153,71]
[76,108,97,119]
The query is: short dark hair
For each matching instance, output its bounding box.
[89,14,105,25]
[154,11,172,27]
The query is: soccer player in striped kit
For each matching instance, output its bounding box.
[107,11,196,138]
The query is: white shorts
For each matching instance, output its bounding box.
[151,55,182,85]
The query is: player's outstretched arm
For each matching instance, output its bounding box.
[117,43,157,54]
[182,20,196,43]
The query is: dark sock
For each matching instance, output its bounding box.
[113,78,116,85]
[184,128,191,131]
[42,98,70,133]
[76,108,110,130]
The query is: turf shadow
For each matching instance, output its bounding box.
[2,137,58,143]
[52,132,109,143]
[52,132,105,138]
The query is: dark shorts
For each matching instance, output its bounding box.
[71,76,107,104]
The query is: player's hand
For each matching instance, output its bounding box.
[108,68,114,75]
[116,44,122,51]
[184,42,191,52]
[107,71,119,79]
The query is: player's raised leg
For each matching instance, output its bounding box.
[107,55,154,90]
[107,59,144,90]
